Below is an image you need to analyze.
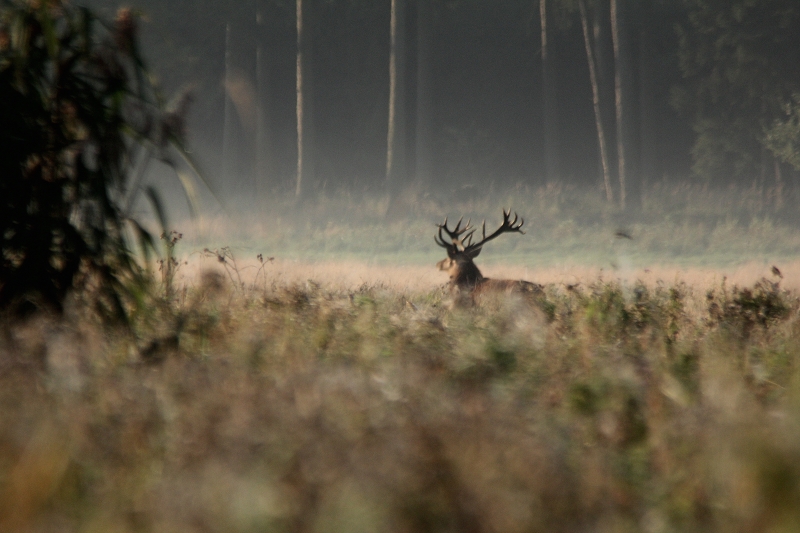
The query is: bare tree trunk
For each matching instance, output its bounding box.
[255,3,271,199]
[386,0,407,190]
[540,0,559,182]
[579,0,613,203]
[638,26,655,192]
[222,22,234,188]
[295,0,304,197]
[415,0,432,185]
[295,0,314,198]
[610,0,627,209]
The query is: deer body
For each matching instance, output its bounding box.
[434,210,542,305]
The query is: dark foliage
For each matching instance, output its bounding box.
[675,0,800,181]
[707,277,791,339]
[0,1,191,316]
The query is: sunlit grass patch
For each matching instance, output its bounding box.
[155,182,800,277]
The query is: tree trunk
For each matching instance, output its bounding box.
[774,159,784,210]
[222,22,234,189]
[255,3,271,199]
[386,0,407,190]
[540,0,559,182]
[638,26,656,192]
[610,0,633,210]
[579,0,613,203]
[295,0,315,198]
[414,0,432,185]
[592,2,614,166]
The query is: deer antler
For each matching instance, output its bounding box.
[434,216,474,255]
[461,209,524,254]
[435,209,524,258]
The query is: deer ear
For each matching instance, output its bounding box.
[466,247,482,259]
[447,248,458,259]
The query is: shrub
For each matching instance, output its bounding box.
[0,0,195,317]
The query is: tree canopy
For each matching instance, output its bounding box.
[674,0,800,181]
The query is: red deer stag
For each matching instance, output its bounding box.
[434,209,542,305]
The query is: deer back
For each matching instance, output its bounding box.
[475,278,542,295]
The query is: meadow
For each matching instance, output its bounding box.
[180,180,800,268]
[2,183,800,533]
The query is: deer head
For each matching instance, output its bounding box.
[434,209,525,290]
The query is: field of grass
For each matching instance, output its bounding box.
[180,181,800,269]
[3,183,800,533]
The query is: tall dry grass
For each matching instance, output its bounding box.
[2,267,800,533]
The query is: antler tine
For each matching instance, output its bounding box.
[511,212,525,234]
[438,215,473,241]
[434,226,451,248]
[501,208,525,234]
[453,216,473,236]
[436,214,482,254]
[463,228,477,248]
[462,208,526,253]
[450,217,462,241]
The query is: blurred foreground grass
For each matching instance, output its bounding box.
[2,270,800,533]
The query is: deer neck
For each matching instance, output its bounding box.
[452,261,485,289]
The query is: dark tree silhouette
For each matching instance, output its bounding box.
[0,1,200,316]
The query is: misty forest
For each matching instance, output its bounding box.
[4,1,800,532]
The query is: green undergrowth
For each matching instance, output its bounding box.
[2,273,800,533]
